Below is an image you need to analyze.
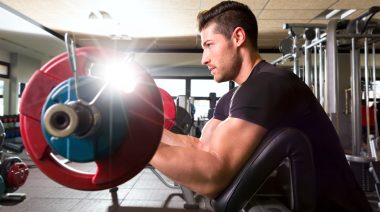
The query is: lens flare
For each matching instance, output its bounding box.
[100,61,138,93]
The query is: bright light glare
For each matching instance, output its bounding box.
[104,62,138,93]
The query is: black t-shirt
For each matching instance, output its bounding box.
[214,61,371,211]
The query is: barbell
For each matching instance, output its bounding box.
[19,46,176,190]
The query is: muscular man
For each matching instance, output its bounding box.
[150,1,372,211]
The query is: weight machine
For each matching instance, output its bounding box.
[272,23,327,107]
[325,6,380,208]
[272,6,380,208]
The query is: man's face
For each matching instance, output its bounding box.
[200,23,241,83]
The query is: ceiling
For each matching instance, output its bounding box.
[0,0,380,58]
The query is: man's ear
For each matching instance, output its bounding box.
[231,27,246,47]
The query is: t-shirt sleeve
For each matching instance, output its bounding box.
[213,88,236,121]
[229,72,296,129]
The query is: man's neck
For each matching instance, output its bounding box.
[234,51,262,85]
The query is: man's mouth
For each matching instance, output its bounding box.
[209,67,215,74]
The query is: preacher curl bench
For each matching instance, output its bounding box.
[212,128,316,212]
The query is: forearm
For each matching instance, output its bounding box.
[161,129,201,148]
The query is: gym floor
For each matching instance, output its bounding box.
[2,151,380,212]
[0,152,212,212]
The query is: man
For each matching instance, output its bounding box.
[150,1,372,211]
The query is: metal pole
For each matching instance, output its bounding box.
[351,37,362,156]
[372,41,379,140]
[314,45,318,97]
[293,36,299,75]
[364,38,370,133]
[271,53,294,65]
[364,37,375,159]
[319,44,324,106]
[371,39,379,160]
[304,37,327,50]
[326,20,338,114]
[304,40,311,86]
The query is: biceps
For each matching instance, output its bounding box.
[200,119,221,143]
[209,118,267,172]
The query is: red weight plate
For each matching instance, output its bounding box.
[159,88,176,130]
[6,162,29,188]
[20,47,164,190]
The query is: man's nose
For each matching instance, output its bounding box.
[201,51,210,65]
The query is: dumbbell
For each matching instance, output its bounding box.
[19,47,176,191]
[0,157,29,193]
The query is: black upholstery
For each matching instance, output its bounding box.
[212,128,316,212]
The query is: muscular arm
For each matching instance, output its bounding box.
[160,118,221,149]
[160,129,200,148]
[150,117,267,198]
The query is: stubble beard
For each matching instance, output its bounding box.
[215,53,242,83]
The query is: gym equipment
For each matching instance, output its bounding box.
[145,165,201,209]
[278,37,293,56]
[207,92,217,120]
[0,120,28,201]
[0,157,28,193]
[19,44,171,190]
[171,107,193,135]
[159,88,176,130]
[174,95,195,135]
[271,10,380,208]
[273,23,327,100]
[287,7,380,208]
[303,28,316,41]
[344,7,380,208]
[212,128,315,212]
[346,6,380,34]
[323,7,380,154]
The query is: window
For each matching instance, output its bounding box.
[154,79,186,96]
[191,79,230,97]
[193,99,210,120]
[152,78,233,120]
[0,62,9,78]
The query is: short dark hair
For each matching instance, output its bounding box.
[197,1,258,50]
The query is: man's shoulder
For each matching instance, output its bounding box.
[254,61,293,78]
[245,63,295,88]
[221,86,238,99]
